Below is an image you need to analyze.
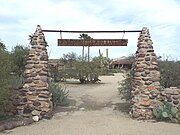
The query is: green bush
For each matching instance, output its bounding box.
[74,61,101,83]
[118,57,180,101]
[0,42,26,118]
[51,52,110,83]
[118,71,133,101]
[48,81,69,107]
[153,102,180,123]
[11,45,29,77]
[0,44,13,117]
[0,75,23,118]
[0,41,27,120]
[158,60,180,88]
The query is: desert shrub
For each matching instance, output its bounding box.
[49,65,62,82]
[0,75,23,118]
[50,51,116,83]
[118,57,180,101]
[8,75,24,88]
[74,61,101,83]
[0,88,15,117]
[0,42,26,119]
[118,71,133,101]
[11,45,29,77]
[153,102,180,123]
[0,44,13,116]
[51,52,102,83]
[117,54,135,100]
[48,81,69,107]
[158,60,180,88]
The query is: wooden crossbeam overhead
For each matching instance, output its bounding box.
[58,39,128,46]
[42,29,141,47]
[42,30,142,33]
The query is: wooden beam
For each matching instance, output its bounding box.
[43,30,142,33]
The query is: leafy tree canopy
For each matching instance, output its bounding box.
[0,40,6,51]
[11,45,29,76]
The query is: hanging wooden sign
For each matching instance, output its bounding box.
[58,39,128,46]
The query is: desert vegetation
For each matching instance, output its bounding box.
[119,56,180,100]
[48,81,69,107]
[0,41,29,120]
[0,39,111,121]
[0,40,71,121]
[49,51,111,84]
[118,55,180,123]
[158,58,180,88]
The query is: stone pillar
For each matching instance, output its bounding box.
[17,25,52,118]
[130,27,161,120]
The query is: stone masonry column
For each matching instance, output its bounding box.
[130,27,161,120]
[17,25,52,118]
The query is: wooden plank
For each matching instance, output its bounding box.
[43,30,142,33]
[58,39,128,46]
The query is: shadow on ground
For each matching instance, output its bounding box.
[54,95,130,115]
[113,102,131,114]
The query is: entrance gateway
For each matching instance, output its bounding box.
[43,29,141,62]
[18,25,161,121]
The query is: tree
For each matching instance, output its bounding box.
[0,41,16,116]
[0,46,12,85]
[79,33,92,40]
[158,59,180,88]
[0,41,27,117]
[0,40,12,83]
[50,52,102,83]
[61,52,79,63]
[11,45,29,77]
[79,34,93,62]
[49,52,80,82]
[0,40,6,51]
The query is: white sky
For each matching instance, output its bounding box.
[0,0,180,60]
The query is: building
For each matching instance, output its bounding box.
[110,56,133,69]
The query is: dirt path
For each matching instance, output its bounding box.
[1,73,180,135]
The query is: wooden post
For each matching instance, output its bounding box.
[88,46,90,62]
[82,39,84,61]
[106,48,109,69]
[99,49,103,67]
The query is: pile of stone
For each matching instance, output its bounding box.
[159,87,180,107]
[130,27,161,119]
[17,25,52,119]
